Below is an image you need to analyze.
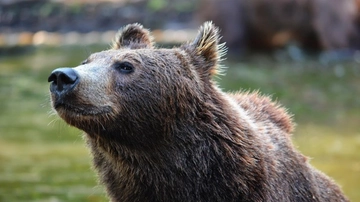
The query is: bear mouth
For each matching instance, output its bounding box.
[54,102,112,116]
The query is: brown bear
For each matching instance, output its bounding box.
[48,22,349,202]
[197,0,359,52]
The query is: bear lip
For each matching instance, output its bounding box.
[54,102,112,116]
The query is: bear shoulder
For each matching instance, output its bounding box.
[228,91,294,134]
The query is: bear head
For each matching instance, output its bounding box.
[48,22,226,148]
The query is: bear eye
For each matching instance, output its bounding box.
[114,61,134,74]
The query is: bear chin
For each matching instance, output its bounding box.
[54,102,113,123]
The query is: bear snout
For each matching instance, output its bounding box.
[48,68,79,96]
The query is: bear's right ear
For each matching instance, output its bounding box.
[182,22,226,77]
[112,23,154,49]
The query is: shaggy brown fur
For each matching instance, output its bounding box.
[48,22,349,202]
[197,0,359,52]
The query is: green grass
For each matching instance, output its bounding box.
[0,141,105,202]
[0,45,359,201]
[294,124,360,200]
[0,45,109,201]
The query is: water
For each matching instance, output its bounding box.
[0,45,359,201]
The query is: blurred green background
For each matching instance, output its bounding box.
[0,0,359,201]
[0,45,359,202]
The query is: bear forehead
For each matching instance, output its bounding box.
[88,48,181,63]
[88,49,141,63]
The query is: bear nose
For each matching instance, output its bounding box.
[48,68,79,94]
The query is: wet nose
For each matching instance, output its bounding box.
[48,68,79,94]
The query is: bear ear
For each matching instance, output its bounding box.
[188,21,226,76]
[112,23,154,49]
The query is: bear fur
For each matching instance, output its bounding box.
[197,0,359,52]
[48,22,349,202]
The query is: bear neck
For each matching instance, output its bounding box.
[84,90,267,201]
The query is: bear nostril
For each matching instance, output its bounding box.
[48,73,58,84]
[48,68,79,93]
